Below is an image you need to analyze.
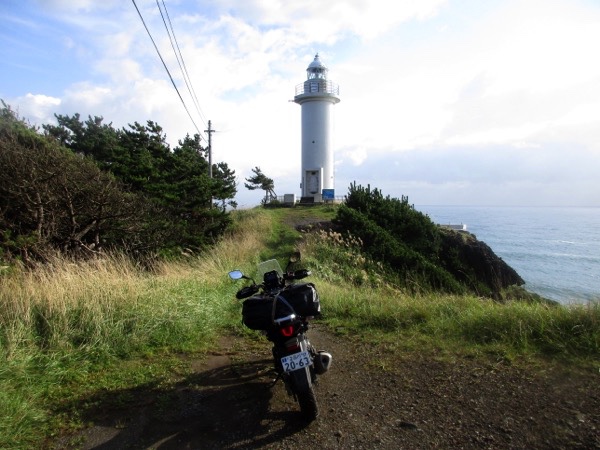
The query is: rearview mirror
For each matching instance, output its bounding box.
[228,270,244,280]
[289,251,301,263]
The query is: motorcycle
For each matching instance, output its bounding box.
[228,252,332,421]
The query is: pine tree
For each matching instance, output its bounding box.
[244,166,276,204]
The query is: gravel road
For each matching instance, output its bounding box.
[53,322,599,449]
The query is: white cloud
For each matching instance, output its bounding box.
[4,0,600,206]
[482,1,600,96]
[339,146,368,166]
[331,0,600,165]
[12,93,61,125]
[63,83,113,110]
[218,0,447,40]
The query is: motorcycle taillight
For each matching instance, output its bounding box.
[280,325,295,338]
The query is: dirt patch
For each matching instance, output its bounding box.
[50,323,599,449]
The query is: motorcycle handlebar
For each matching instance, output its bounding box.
[235,285,259,299]
[236,269,311,299]
[285,269,311,280]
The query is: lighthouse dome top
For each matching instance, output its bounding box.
[306,53,328,80]
[294,53,340,102]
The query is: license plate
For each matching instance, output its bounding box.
[281,351,311,373]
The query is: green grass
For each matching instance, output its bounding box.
[297,220,599,363]
[316,283,598,359]
[0,204,598,448]
[261,204,338,263]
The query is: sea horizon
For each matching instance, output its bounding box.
[416,205,600,305]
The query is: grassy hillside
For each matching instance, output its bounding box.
[295,208,598,358]
[0,205,598,448]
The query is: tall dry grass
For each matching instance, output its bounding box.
[1,253,142,354]
[0,207,272,359]
[153,208,272,281]
[0,207,274,448]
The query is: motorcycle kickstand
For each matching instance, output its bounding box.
[270,372,283,387]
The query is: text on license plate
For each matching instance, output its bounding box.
[281,351,311,373]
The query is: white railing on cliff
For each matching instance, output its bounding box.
[275,195,346,204]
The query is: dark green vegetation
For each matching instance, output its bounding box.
[333,183,524,298]
[0,102,236,262]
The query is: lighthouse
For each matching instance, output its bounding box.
[294,53,340,202]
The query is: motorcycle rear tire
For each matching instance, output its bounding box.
[297,384,318,421]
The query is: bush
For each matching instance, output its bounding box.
[333,205,464,293]
[0,102,235,260]
[343,183,441,258]
[334,183,523,297]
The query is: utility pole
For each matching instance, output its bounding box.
[204,120,215,178]
[204,120,215,209]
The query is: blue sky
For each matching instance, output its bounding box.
[2,0,599,207]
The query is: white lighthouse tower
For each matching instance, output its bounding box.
[294,53,340,202]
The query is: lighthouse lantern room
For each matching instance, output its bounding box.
[294,54,340,202]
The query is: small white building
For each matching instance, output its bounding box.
[441,224,468,232]
[294,54,340,201]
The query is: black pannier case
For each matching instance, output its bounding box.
[241,296,278,330]
[241,283,320,330]
[281,282,320,317]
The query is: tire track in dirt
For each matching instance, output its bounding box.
[54,324,599,449]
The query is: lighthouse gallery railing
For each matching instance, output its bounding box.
[295,80,339,97]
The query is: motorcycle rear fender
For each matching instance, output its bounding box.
[283,333,310,353]
[284,335,314,392]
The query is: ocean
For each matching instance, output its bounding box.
[416,205,600,305]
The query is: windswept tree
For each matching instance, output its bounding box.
[2,103,238,258]
[244,166,276,204]
[1,103,161,259]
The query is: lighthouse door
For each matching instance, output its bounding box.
[306,170,320,195]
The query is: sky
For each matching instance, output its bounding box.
[1,0,600,208]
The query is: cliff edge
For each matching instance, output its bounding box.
[438,228,525,300]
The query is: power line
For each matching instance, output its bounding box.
[131,0,204,140]
[157,0,208,128]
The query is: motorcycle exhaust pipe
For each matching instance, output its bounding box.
[313,351,332,375]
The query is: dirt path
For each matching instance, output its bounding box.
[54,323,599,449]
